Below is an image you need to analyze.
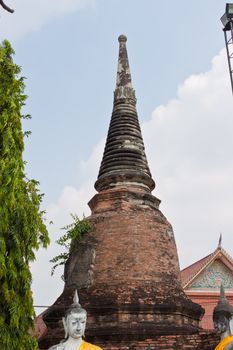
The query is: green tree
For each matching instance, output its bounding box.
[0,40,49,349]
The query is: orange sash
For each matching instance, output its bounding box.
[215,336,233,350]
[79,340,102,350]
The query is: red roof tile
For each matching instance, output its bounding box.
[181,253,212,286]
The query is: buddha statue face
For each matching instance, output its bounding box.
[64,309,87,339]
[214,314,229,335]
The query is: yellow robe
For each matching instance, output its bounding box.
[215,336,233,350]
[79,340,102,350]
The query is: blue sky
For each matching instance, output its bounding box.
[1,0,233,312]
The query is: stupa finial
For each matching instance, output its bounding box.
[114,34,136,104]
[218,233,222,249]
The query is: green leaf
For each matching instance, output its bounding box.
[50,215,92,278]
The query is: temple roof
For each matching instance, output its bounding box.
[181,241,233,289]
[95,35,155,193]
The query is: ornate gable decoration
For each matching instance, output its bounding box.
[182,245,233,290]
[187,259,233,290]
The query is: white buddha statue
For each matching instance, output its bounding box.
[49,291,102,350]
[213,285,233,350]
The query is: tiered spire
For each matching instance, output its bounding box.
[95,35,155,193]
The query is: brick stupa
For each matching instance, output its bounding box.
[39,36,219,350]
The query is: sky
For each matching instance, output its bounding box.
[0,0,233,314]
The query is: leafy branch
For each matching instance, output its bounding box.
[50,214,92,278]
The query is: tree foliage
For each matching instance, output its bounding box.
[0,40,49,350]
[50,214,92,279]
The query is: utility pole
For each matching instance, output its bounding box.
[221,3,233,95]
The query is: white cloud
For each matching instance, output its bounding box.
[46,138,105,226]
[142,48,233,268]
[0,0,95,40]
[32,48,233,307]
[31,139,104,309]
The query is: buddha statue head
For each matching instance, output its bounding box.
[213,284,233,338]
[63,290,87,340]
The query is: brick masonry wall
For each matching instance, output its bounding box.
[39,188,217,350]
[67,189,182,289]
[95,331,219,350]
